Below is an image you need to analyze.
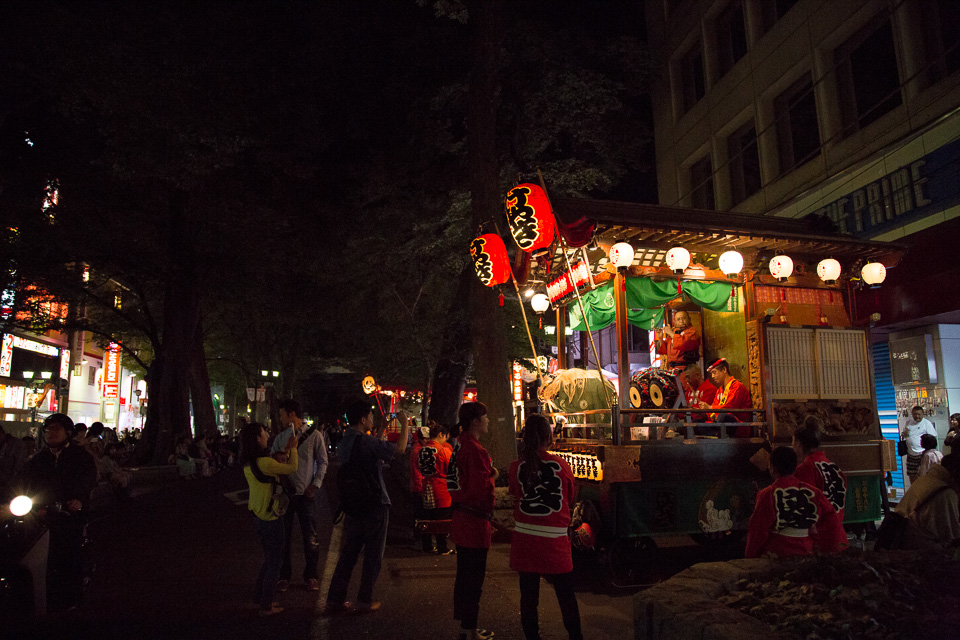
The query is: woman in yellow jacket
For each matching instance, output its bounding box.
[241,422,297,616]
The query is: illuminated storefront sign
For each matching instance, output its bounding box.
[512,362,523,402]
[103,342,121,399]
[12,335,59,357]
[0,334,12,377]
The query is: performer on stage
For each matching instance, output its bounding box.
[656,310,701,367]
[706,358,753,435]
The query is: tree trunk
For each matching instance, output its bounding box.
[133,189,200,465]
[188,318,217,438]
[466,0,515,469]
[428,265,474,428]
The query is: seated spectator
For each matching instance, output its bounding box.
[895,453,960,550]
[917,434,943,478]
[745,446,845,558]
[170,436,197,479]
[99,442,132,496]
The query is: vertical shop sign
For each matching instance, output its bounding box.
[512,362,523,402]
[0,334,12,377]
[103,342,121,399]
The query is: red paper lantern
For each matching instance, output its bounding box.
[504,183,556,253]
[470,233,511,287]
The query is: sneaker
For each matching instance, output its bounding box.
[477,630,494,639]
[353,601,382,614]
[277,579,289,592]
[305,579,320,591]
[258,603,284,617]
[320,601,353,616]
[437,548,455,556]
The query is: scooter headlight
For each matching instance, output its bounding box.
[10,495,33,517]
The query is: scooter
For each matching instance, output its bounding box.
[0,494,50,618]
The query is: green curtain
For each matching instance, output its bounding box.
[566,277,732,332]
[680,280,735,311]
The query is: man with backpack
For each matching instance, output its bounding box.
[271,399,328,592]
[323,401,409,615]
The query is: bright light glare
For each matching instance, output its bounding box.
[10,495,32,517]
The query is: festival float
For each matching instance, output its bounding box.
[474,178,905,578]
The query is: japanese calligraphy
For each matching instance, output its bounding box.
[418,446,439,478]
[446,442,461,492]
[505,186,540,250]
[815,461,846,512]
[470,237,495,286]
[773,486,818,530]
[518,460,563,516]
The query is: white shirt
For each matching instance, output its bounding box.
[901,417,937,456]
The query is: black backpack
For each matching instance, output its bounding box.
[336,433,382,520]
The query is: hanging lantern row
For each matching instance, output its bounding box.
[504,183,557,254]
[603,243,888,286]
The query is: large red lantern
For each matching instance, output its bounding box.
[470,233,511,287]
[505,183,556,253]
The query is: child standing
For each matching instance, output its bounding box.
[508,414,583,640]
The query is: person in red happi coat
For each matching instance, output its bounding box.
[448,402,497,640]
[509,414,583,640]
[706,358,753,437]
[746,446,844,558]
[792,415,848,552]
[418,422,453,555]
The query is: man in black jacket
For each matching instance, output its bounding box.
[20,413,97,611]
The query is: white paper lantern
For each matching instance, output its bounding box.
[769,255,794,281]
[608,242,635,269]
[531,293,551,313]
[861,262,886,286]
[665,247,691,274]
[718,250,744,277]
[817,258,841,284]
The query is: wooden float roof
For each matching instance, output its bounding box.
[547,197,907,272]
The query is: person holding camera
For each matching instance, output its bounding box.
[323,403,409,616]
[19,413,98,611]
[241,421,298,617]
[271,399,328,593]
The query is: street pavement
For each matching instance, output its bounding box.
[7,463,639,640]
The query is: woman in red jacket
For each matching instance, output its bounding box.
[509,414,583,640]
[448,402,497,640]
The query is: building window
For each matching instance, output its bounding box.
[728,120,761,205]
[774,74,820,174]
[717,1,748,77]
[835,19,902,137]
[763,0,799,31]
[679,42,706,113]
[689,154,715,210]
[88,365,97,386]
[923,0,960,82]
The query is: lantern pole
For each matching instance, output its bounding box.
[535,169,613,408]
[493,221,545,391]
